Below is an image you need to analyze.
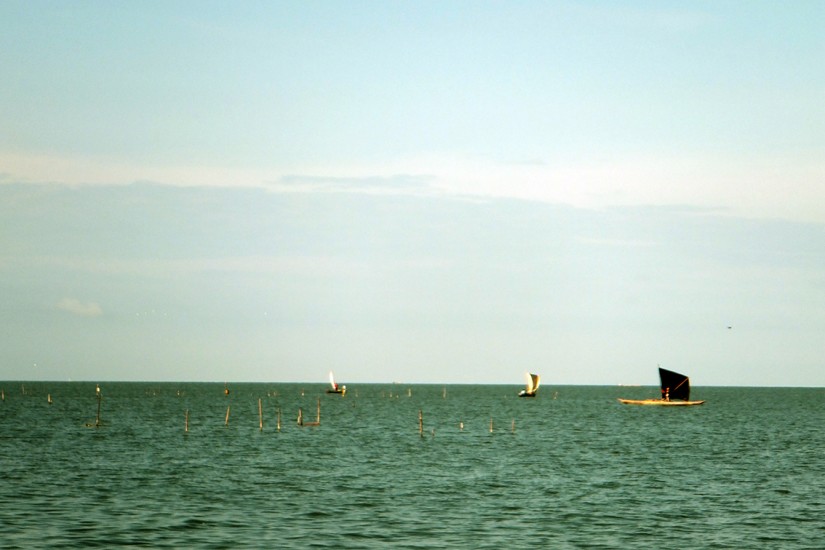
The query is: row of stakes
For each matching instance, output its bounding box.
[184,402,517,435]
[182,405,515,436]
[3,386,519,435]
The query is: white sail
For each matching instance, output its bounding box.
[328,371,337,391]
[524,372,540,394]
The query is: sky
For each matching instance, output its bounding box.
[1,1,824,386]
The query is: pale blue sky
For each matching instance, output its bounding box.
[1,2,823,385]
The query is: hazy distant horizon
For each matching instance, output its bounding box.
[2,379,822,390]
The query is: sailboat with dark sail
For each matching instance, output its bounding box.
[518,372,540,398]
[618,367,705,406]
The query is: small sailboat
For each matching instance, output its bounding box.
[518,372,540,397]
[618,367,705,406]
[326,371,346,395]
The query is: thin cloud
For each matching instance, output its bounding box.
[270,174,436,195]
[4,148,823,223]
[576,236,659,248]
[56,298,103,317]
[505,158,547,167]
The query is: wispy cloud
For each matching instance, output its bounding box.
[15,255,420,278]
[0,152,276,188]
[56,298,103,317]
[398,152,825,223]
[576,236,659,248]
[3,148,823,223]
[270,174,436,195]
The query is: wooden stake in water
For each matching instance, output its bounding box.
[48,394,53,405]
[258,398,263,430]
[418,410,423,436]
[301,398,320,427]
[277,407,281,431]
[297,407,303,426]
[225,405,230,426]
[185,409,189,433]
[95,385,102,428]
[489,416,493,433]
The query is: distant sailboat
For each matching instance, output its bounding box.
[618,367,705,406]
[518,372,540,398]
[326,371,346,395]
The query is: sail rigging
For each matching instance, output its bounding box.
[659,367,690,401]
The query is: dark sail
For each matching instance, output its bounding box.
[658,367,691,401]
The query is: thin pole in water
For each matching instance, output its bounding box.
[225,405,230,426]
[258,398,263,430]
[95,385,102,428]
[489,416,493,433]
[418,410,423,436]
[185,409,189,433]
[277,407,281,431]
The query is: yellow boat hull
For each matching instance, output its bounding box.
[618,398,705,406]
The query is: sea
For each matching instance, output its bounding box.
[1,382,823,549]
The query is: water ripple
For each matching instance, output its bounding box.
[2,383,824,548]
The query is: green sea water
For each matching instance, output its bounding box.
[1,383,823,548]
